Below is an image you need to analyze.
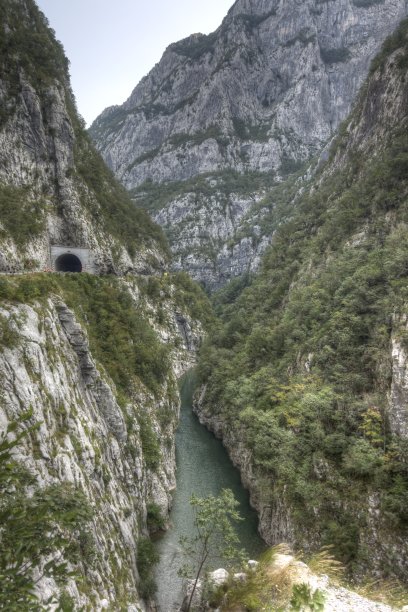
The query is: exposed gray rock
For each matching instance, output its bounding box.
[389,315,408,438]
[56,301,127,441]
[91,0,408,188]
[0,277,203,609]
[90,0,408,287]
[208,568,229,587]
[175,312,199,352]
[148,186,272,289]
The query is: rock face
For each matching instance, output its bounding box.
[91,0,408,186]
[90,0,408,287]
[389,315,408,439]
[0,2,207,608]
[0,0,167,275]
[0,276,202,609]
[194,18,408,582]
[151,186,272,290]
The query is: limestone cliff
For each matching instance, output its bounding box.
[90,0,408,288]
[0,1,212,608]
[194,19,408,581]
[0,0,168,275]
[0,273,203,609]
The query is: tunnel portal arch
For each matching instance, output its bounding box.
[50,246,95,274]
[55,253,82,273]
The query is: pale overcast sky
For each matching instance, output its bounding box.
[36,0,234,126]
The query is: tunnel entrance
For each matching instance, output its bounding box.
[55,253,83,273]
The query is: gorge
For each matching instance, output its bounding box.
[0,0,408,610]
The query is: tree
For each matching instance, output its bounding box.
[179,489,244,611]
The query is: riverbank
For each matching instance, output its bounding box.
[154,371,265,611]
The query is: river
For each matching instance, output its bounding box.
[154,370,266,611]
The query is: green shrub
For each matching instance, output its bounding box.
[58,591,75,611]
[290,584,325,611]
[136,537,159,598]
[239,9,277,29]
[0,314,20,350]
[138,414,161,471]
[232,118,270,142]
[343,440,383,477]
[146,502,166,533]
[0,185,46,247]
[170,33,217,60]
[320,47,351,64]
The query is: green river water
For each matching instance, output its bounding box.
[154,371,266,611]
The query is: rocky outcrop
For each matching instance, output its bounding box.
[389,314,408,439]
[91,0,408,187]
[148,186,271,289]
[90,0,408,287]
[0,0,167,274]
[0,273,202,609]
[56,301,128,441]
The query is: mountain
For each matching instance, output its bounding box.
[90,0,408,288]
[0,1,212,609]
[195,18,408,581]
[0,0,168,275]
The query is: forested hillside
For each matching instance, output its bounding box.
[196,18,408,581]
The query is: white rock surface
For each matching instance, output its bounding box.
[209,568,230,587]
[0,281,201,609]
[91,0,408,287]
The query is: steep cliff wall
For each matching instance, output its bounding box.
[0,2,214,608]
[195,20,408,581]
[91,0,408,186]
[0,272,206,609]
[91,0,408,288]
[0,0,168,275]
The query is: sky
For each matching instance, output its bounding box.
[36,0,235,126]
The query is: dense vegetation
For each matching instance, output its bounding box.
[198,22,408,578]
[0,185,46,247]
[0,0,69,123]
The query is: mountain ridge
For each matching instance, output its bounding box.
[90,0,408,289]
[196,17,408,581]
